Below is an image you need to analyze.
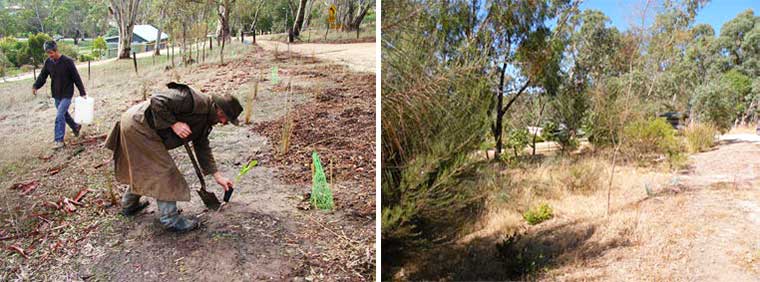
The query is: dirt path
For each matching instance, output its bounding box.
[257,41,375,73]
[0,46,173,84]
[0,43,374,280]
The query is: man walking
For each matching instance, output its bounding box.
[105,82,243,233]
[32,40,86,149]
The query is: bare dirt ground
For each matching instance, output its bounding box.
[257,40,375,74]
[0,42,374,281]
[397,134,760,281]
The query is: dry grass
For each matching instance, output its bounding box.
[258,26,376,44]
[406,155,676,280]
[684,123,718,153]
[243,74,259,124]
[729,125,757,134]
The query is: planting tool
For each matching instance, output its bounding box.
[183,141,222,211]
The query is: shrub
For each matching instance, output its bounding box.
[0,50,9,77]
[78,53,95,62]
[505,128,530,157]
[691,79,734,132]
[57,43,79,60]
[92,36,107,59]
[622,117,681,163]
[563,161,603,193]
[684,123,717,153]
[543,121,578,152]
[26,33,52,66]
[0,37,23,67]
[523,203,553,225]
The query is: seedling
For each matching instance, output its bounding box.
[244,73,259,124]
[279,80,294,155]
[235,160,258,183]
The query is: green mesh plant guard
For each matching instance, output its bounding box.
[271,66,279,85]
[311,151,334,210]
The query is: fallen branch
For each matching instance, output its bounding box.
[10,180,40,195]
[7,245,28,259]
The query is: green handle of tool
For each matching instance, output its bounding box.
[182,141,207,192]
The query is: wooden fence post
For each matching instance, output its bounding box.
[132,52,138,74]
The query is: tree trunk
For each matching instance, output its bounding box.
[110,0,142,59]
[493,63,507,159]
[154,9,164,56]
[532,98,547,156]
[292,0,308,37]
[216,0,232,46]
[337,0,373,31]
[302,0,315,29]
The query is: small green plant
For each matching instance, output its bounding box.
[235,160,258,182]
[311,151,334,210]
[523,203,553,225]
[684,123,717,153]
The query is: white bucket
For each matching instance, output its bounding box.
[73,96,94,124]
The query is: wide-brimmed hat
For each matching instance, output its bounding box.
[212,94,243,125]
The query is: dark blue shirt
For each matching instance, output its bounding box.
[32,55,86,99]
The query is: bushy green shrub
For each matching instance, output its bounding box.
[78,53,95,62]
[684,123,717,153]
[26,33,52,66]
[622,117,681,162]
[57,43,79,61]
[691,79,735,133]
[92,36,107,59]
[523,203,553,225]
[0,37,24,67]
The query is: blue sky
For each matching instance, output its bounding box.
[580,0,759,33]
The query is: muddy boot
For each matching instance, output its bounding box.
[120,191,149,216]
[157,201,199,233]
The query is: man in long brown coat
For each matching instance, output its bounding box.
[105,82,243,232]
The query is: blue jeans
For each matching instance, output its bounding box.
[53,97,78,142]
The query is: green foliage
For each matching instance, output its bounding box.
[78,53,94,62]
[523,203,553,225]
[26,33,53,66]
[505,128,530,157]
[684,123,717,153]
[92,36,108,58]
[57,42,79,61]
[0,37,24,67]
[382,0,494,255]
[622,117,680,163]
[691,79,735,132]
[549,89,589,151]
[543,121,578,152]
[235,160,258,183]
[311,152,333,211]
[0,50,9,78]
